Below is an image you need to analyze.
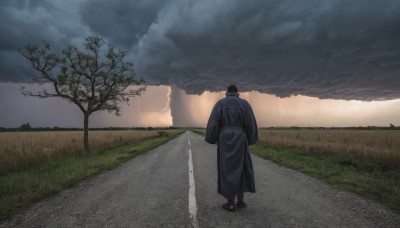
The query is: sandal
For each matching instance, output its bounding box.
[222,202,236,212]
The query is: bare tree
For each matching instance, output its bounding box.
[19,36,146,155]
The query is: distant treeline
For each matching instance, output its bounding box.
[189,125,400,131]
[0,123,179,132]
[2,125,399,132]
[261,126,400,130]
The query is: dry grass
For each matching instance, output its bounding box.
[0,132,183,220]
[0,130,176,174]
[259,129,400,168]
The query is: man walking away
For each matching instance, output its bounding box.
[205,85,258,212]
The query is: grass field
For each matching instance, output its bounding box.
[251,145,400,212]
[0,130,184,220]
[256,129,400,211]
[0,130,175,174]
[259,129,400,168]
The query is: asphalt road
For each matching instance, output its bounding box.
[1,131,399,227]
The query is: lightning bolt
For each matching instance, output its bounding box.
[161,86,171,113]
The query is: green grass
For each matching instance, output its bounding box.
[190,128,206,136]
[0,131,183,220]
[251,144,400,212]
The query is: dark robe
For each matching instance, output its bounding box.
[205,93,258,199]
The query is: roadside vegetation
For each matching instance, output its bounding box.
[193,129,400,212]
[0,130,177,174]
[191,128,206,136]
[259,129,400,168]
[252,144,400,212]
[0,130,183,220]
[257,129,400,212]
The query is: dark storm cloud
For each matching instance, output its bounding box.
[80,0,169,47]
[1,0,400,100]
[133,0,400,100]
[0,0,88,82]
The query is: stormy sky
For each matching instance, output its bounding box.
[1,0,400,128]
[1,0,400,100]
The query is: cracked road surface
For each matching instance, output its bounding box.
[1,131,399,227]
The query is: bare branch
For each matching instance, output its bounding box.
[20,35,146,117]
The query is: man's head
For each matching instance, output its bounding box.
[226,85,239,96]
[227,85,238,93]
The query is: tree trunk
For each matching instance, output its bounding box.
[83,112,89,155]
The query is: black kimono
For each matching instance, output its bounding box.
[205,93,258,200]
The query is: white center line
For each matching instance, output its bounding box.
[188,132,199,228]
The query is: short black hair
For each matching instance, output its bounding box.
[227,85,238,93]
